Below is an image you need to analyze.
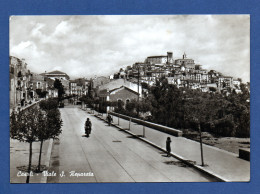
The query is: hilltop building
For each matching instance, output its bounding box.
[145,52,174,65]
[175,52,195,70]
[113,51,242,93]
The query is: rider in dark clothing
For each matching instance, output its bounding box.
[85,118,92,136]
[107,114,112,126]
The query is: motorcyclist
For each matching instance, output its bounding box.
[107,114,113,126]
[85,118,92,137]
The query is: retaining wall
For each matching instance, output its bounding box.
[110,112,183,137]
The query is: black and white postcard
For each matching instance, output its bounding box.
[9,15,250,183]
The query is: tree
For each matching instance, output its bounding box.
[79,95,95,108]
[39,98,59,111]
[108,76,250,138]
[10,106,41,183]
[36,108,62,172]
[54,79,65,101]
[141,82,149,90]
[36,89,48,98]
[125,99,136,113]
[240,83,250,103]
[35,111,47,172]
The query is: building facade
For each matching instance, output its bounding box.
[99,86,139,112]
[41,70,70,95]
[10,56,31,109]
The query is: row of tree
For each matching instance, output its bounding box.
[10,98,63,183]
[114,78,250,138]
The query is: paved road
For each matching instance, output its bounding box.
[47,106,216,182]
[102,113,250,182]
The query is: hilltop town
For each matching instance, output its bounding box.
[10,51,248,111]
[114,51,245,93]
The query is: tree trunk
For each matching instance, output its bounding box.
[26,142,33,183]
[37,140,44,172]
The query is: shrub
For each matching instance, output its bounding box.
[39,98,59,111]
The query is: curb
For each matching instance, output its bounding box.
[40,138,54,183]
[95,115,229,182]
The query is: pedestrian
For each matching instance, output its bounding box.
[166,137,171,157]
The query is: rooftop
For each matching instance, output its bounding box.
[44,70,68,75]
[147,55,167,58]
[41,70,70,80]
[109,86,139,95]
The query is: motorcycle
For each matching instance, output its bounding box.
[85,125,91,137]
[107,115,112,126]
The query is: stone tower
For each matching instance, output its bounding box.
[167,52,173,64]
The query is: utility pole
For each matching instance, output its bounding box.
[137,66,140,118]
[198,122,205,166]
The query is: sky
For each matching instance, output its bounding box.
[10,15,250,82]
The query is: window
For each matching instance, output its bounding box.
[117,99,123,108]
[10,66,14,74]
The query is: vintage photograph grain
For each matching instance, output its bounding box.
[10,15,250,183]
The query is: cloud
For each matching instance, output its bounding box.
[11,41,44,59]
[53,21,72,36]
[10,15,250,82]
[31,23,46,38]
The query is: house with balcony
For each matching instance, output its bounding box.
[30,73,48,100]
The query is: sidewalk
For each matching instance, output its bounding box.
[10,139,52,183]
[97,112,250,182]
[10,99,52,183]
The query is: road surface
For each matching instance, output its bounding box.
[47,106,216,182]
[105,113,250,182]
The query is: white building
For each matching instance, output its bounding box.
[98,79,142,98]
